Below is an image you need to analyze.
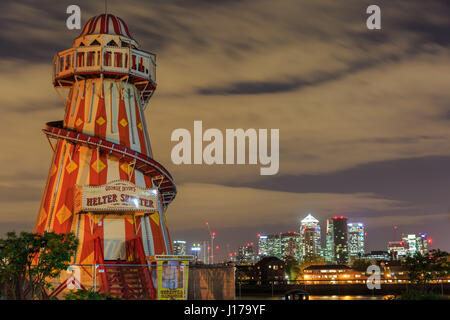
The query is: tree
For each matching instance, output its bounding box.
[351,258,372,272]
[297,254,326,279]
[402,249,450,291]
[429,249,450,281]
[0,231,78,299]
[283,255,300,281]
[64,288,119,300]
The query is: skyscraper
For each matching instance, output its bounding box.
[172,240,187,255]
[333,216,349,264]
[266,234,283,258]
[388,233,428,260]
[190,242,203,262]
[195,240,210,264]
[303,228,317,257]
[402,233,428,257]
[280,232,301,261]
[300,214,321,259]
[237,242,256,265]
[416,233,429,254]
[258,234,269,257]
[347,223,365,258]
[387,241,407,260]
[257,232,301,261]
[325,219,335,263]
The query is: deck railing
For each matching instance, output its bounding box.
[53,46,156,84]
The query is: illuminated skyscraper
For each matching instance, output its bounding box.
[258,234,269,257]
[257,232,301,261]
[237,242,256,265]
[347,223,365,258]
[190,242,203,262]
[266,234,283,259]
[280,232,301,261]
[402,233,428,257]
[325,219,335,263]
[191,241,211,264]
[387,241,407,260]
[416,233,429,254]
[300,214,321,259]
[333,216,349,264]
[303,228,317,256]
[172,240,187,255]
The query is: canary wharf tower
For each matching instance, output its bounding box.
[34,14,177,285]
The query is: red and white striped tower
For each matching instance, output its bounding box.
[33,14,176,295]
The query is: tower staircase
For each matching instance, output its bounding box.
[94,237,156,300]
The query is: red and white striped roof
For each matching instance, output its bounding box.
[80,14,133,39]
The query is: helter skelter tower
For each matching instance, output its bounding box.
[33,14,177,294]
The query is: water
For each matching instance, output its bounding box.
[237,295,383,300]
[309,295,383,300]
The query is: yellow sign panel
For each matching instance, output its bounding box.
[159,289,184,300]
[152,255,194,261]
[75,180,158,213]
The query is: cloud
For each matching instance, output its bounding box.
[0,60,59,109]
[144,47,450,187]
[3,1,450,184]
[0,200,40,223]
[166,183,407,231]
[361,212,450,229]
[1,0,450,251]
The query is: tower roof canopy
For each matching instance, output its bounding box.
[301,213,319,224]
[80,14,133,39]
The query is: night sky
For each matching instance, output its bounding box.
[1,0,450,261]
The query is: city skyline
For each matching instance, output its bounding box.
[174,213,434,263]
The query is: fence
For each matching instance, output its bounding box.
[188,265,235,300]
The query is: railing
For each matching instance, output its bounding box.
[43,120,177,208]
[92,263,156,299]
[130,48,156,81]
[133,238,157,300]
[92,237,156,299]
[53,46,156,84]
[94,237,110,294]
[48,274,87,298]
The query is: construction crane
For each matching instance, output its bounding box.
[206,222,216,264]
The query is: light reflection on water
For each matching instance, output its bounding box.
[309,295,382,300]
[237,295,383,300]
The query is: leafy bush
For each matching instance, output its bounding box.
[402,249,450,286]
[398,289,449,300]
[0,231,78,300]
[64,288,119,300]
